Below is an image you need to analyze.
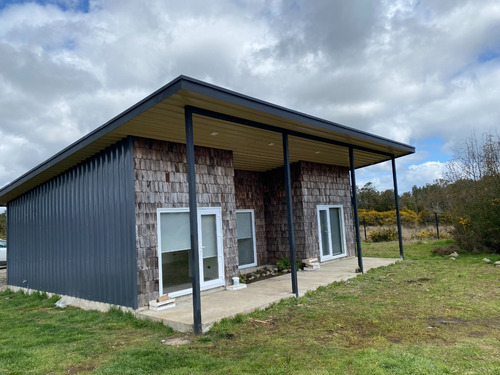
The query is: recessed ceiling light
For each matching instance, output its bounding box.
[210,132,219,136]
[268,142,275,146]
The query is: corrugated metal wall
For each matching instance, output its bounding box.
[7,137,138,308]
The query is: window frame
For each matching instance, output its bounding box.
[236,209,258,269]
[156,207,224,298]
[316,205,347,262]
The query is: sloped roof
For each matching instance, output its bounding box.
[0,75,414,205]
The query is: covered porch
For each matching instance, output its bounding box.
[137,256,399,333]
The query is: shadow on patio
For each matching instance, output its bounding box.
[135,256,399,333]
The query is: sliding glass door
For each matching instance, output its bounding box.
[157,207,224,297]
[317,205,346,261]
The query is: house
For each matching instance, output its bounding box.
[0,76,414,332]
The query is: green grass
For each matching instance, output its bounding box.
[1,239,499,374]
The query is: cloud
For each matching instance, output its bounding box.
[1,0,500,197]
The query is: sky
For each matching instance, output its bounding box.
[1,0,500,210]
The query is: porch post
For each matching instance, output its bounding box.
[391,156,404,260]
[185,107,202,335]
[282,133,299,297]
[349,147,364,274]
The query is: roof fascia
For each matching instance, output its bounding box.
[0,77,184,199]
[1,75,415,204]
[179,76,415,154]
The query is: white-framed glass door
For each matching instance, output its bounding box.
[317,205,347,261]
[236,209,257,269]
[157,207,224,297]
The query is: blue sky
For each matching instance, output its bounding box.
[0,0,89,12]
[1,0,500,209]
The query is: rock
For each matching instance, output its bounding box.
[54,298,69,308]
[448,251,459,257]
[483,258,491,263]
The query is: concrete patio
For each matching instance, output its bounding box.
[136,256,399,333]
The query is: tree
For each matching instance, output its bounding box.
[357,183,395,212]
[447,132,500,182]
[446,131,500,252]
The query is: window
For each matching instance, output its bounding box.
[236,210,257,268]
[317,205,346,261]
[157,207,224,297]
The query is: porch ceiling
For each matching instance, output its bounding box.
[0,76,415,205]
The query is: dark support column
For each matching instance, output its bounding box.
[434,212,440,239]
[185,107,202,335]
[349,147,364,274]
[282,133,299,297]
[391,156,404,260]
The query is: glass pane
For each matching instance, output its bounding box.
[319,210,330,256]
[329,208,343,255]
[238,238,255,265]
[160,212,190,253]
[201,215,217,258]
[161,249,191,293]
[201,214,218,282]
[236,212,252,239]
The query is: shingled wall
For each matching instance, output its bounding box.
[133,136,354,307]
[297,161,355,259]
[134,137,237,307]
[234,170,268,266]
[262,161,355,263]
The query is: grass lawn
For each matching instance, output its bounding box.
[1,239,499,374]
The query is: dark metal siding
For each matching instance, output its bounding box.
[7,138,137,308]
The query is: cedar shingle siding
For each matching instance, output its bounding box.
[134,138,238,307]
[134,137,354,307]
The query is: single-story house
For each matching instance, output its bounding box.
[0,76,414,332]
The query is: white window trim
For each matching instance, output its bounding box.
[157,207,224,298]
[316,205,347,262]
[236,209,258,269]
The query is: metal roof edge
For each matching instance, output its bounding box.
[0,76,185,202]
[178,76,415,153]
[0,75,415,205]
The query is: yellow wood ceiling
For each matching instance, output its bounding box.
[0,77,414,205]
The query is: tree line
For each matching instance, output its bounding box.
[0,132,497,253]
[358,131,499,253]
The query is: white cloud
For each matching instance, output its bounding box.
[1,0,500,197]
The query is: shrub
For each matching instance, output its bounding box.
[275,257,301,271]
[276,257,290,271]
[359,209,419,227]
[369,227,397,242]
[411,230,436,241]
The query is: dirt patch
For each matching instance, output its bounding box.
[65,362,97,374]
[161,336,193,347]
[469,331,486,338]
[406,277,432,285]
[428,317,463,327]
[432,244,459,256]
